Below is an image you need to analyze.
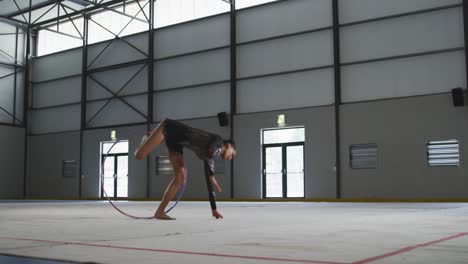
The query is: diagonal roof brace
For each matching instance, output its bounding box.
[33,0,146,28]
[0,16,29,28]
[4,0,60,18]
[72,0,148,24]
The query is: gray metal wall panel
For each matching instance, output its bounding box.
[0,126,24,198]
[155,14,229,58]
[0,65,13,76]
[237,0,332,43]
[86,96,147,128]
[339,0,462,24]
[0,38,16,61]
[124,95,148,116]
[342,51,466,102]
[30,105,80,134]
[0,68,14,123]
[18,30,25,61]
[341,8,463,63]
[154,48,229,90]
[0,24,17,58]
[154,83,230,120]
[87,64,147,100]
[15,71,24,123]
[238,30,333,78]
[0,112,10,124]
[32,49,82,82]
[87,33,148,69]
[0,23,16,33]
[234,107,336,199]
[341,94,468,198]
[33,77,81,108]
[237,68,334,113]
[27,132,80,198]
[82,125,147,198]
[0,113,11,123]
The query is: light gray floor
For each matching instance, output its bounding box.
[1,201,467,264]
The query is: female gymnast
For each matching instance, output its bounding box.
[134,118,236,220]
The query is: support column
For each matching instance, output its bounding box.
[332,0,342,199]
[23,0,32,197]
[147,0,155,198]
[463,0,468,87]
[13,28,18,125]
[79,14,89,199]
[229,0,236,199]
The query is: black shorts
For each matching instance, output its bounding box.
[162,119,189,155]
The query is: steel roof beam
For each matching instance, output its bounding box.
[0,16,29,28]
[33,0,131,27]
[5,0,60,18]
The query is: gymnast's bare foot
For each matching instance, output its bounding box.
[155,212,176,220]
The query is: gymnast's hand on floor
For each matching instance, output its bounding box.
[212,209,223,219]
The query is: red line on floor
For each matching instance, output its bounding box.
[0,236,346,264]
[3,232,467,264]
[352,232,468,264]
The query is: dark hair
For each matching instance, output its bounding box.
[223,139,235,147]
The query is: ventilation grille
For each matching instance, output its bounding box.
[427,140,460,167]
[62,160,77,178]
[350,144,378,169]
[156,156,173,175]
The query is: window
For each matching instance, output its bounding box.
[350,144,378,169]
[35,0,282,55]
[154,0,230,28]
[37,18,84,56]
[236,0,280,10]
[88,2,149,44]
[263,127,305,144]
[427,140,460,167]
[102,140,129,154]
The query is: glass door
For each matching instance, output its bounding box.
[263,142,304,198]
[286,145,304,198]
[116,155,128,198]
[102,155,115,198]
[101,141,129,198]
[264,146,283,198]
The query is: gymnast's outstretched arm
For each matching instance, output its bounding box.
[204,161,223,219]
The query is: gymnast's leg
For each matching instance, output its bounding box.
[134,119,166,160]
[154,151,186,220]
